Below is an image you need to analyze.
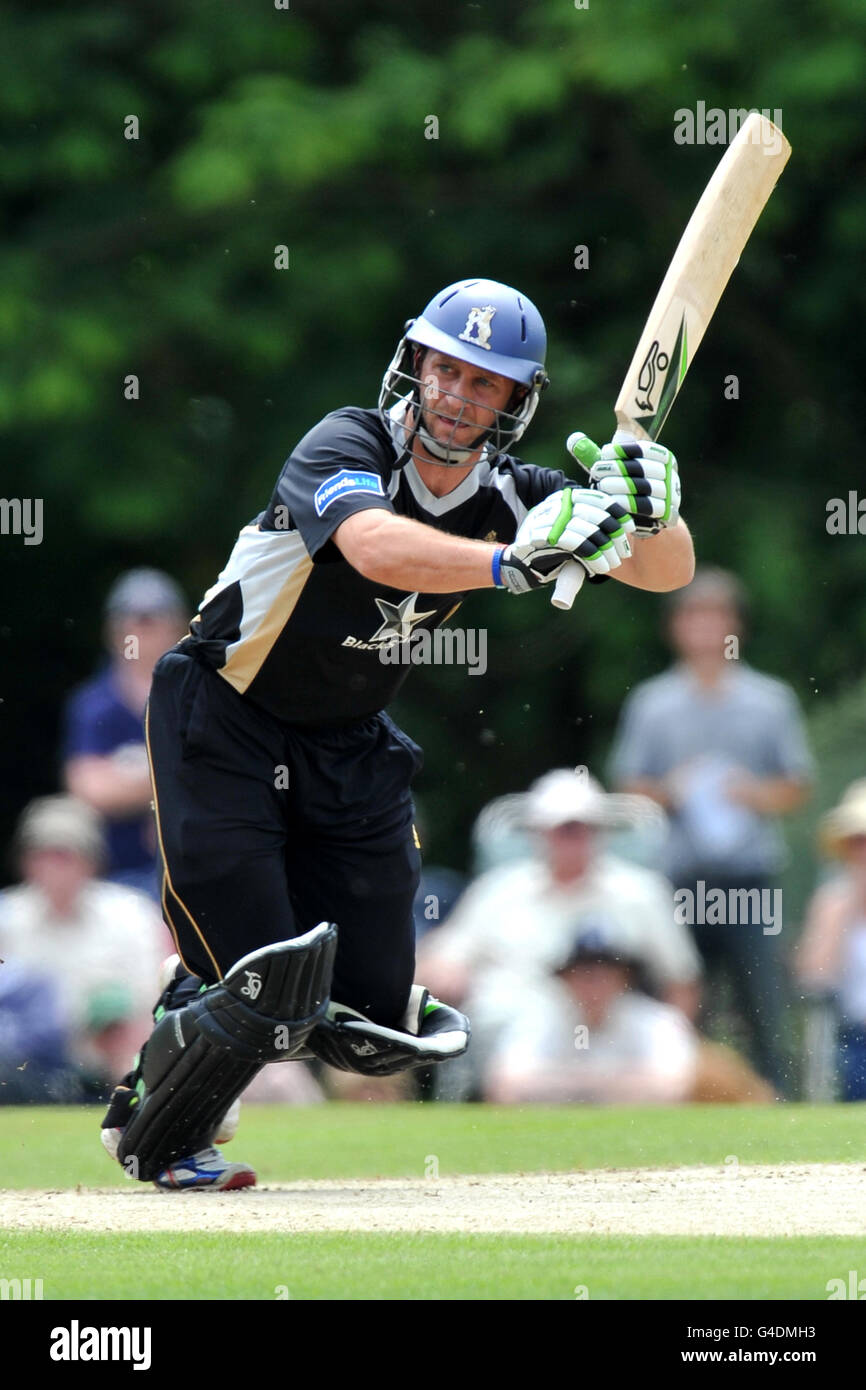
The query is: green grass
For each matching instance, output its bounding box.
[1,1102,864,1189]
[1,1230,863,1300]
[2,1104,863,1300]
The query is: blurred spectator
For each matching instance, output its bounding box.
[471,785,669,877]
[0,961,73,1104]
[0,796,165,1096]
[485,928,772,1105]
[413,865,466,941]
[410,802,466,941]
[62,568,188,898]
[418,768,701,1098]
[797,780,866,1101]
[471,793,533,875]
[608,568,813,1093]
[485,931,698,1104]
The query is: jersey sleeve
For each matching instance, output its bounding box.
[510,461,572,510]
[266,410,396,560]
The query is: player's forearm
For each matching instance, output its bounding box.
[610,517,695,592]
[335,512,498,592]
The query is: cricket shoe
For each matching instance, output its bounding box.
[153,1146,256,1192]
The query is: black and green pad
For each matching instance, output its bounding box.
[307,984,470,1077]
[117,921,337,1180]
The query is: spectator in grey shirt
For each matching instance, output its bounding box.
[608,568,813,1093]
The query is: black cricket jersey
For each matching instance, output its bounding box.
[185,406,572,725]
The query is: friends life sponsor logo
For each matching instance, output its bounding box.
[0,497,43,545]
[50,1320,152,1371]
[673,103,785,154]
[673,880,783,936]
[313,469,384,518]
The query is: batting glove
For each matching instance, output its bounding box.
[588,438,681,534]
[496,487,635,594]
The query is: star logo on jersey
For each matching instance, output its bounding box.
[370,593,437,645]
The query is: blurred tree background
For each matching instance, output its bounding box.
[1,0,864,923]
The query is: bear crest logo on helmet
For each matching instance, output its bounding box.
[458,304,497,350]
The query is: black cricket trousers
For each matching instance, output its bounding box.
[145,648,423,1028]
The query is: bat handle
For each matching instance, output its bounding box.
[612,427,641,444]
[551,560,586,610]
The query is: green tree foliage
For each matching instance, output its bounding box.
[1,0,863,888]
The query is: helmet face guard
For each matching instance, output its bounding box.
[378,279,549,468]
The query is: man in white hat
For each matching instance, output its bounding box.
[417,768,701,1096]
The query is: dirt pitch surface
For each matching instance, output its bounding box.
[3,1164,866,1236]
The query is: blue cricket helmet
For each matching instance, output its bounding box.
[408,279,548,386]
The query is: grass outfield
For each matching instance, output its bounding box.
[0,1230,863,1300]
[2,1103,864,1299]
[2,1101,865,1188]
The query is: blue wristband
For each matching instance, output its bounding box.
[491,545,506,587]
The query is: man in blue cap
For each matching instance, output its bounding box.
[101,279,694,1190]
[63,569,188,899]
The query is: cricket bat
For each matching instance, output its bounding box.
[552,111,792,610]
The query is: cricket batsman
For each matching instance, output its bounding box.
[101,278,694,1189]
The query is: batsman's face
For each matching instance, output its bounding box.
[418,351,516,449]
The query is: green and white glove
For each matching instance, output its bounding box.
[495,487,635,594]
[568,433,681,534]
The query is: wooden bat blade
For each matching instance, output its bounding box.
[614,112,791,441]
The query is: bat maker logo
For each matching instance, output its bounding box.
[633,313,688,429]
[635,340,670,412]
[240,971,263,1000]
